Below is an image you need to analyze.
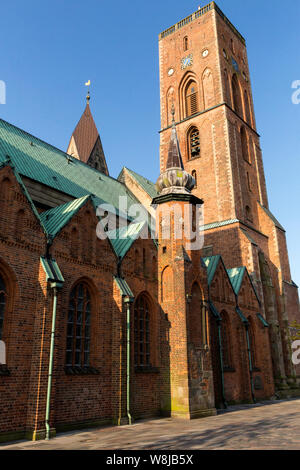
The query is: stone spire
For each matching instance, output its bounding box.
[67,95,109,175]
[166,105,184,170]
[156,105,195,195]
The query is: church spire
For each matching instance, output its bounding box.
[156,105,195,195]
[166,104,184,170]
[67,91,109,175]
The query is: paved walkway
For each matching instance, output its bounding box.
[1,399,300,450]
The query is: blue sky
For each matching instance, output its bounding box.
[0,0,299,284]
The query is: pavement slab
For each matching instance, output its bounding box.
[1,399,299,450]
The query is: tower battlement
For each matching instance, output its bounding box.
[159,2,245,45]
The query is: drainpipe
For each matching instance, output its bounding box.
[45,283,58,440]
[124,295,134,425]
[217,318,228,409]
[245,324,256,404]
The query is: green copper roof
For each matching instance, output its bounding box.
[227,267,246,295]
[40,256,65,285]
[200,219,239,232]
[227,266,260,304]
[121,167,158,199]
[107,221,147,260]
[0,118,137,215]
[40,195,91,240]
[114,276,134,299]
[202,255,221,286]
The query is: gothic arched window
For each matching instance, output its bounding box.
[185,81,199,117]
[241,126,250,163]
[232,74,242,116]
[183,36,188,51]
[134,294,151,367]
[0,275,6,340]
[187,126,200,159]
[191,170,197,189]
[244,90,252,125]
[224,69,231,107]
[66,283,91,367]
[245,205,253,222]
[189,282,207,348]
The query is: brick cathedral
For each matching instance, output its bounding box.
[0,2,299,442]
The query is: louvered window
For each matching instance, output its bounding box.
[134,294,150,367]
[66,283,91,367]
[188,127,200,159]
[185,82,198,117]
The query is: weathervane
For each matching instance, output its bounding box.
[85,79,91,103]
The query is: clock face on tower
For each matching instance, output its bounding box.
[181,54,193,70]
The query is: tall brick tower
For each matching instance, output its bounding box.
[153,114,216,418]
[159,2,300,393]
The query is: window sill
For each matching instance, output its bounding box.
[134,366,160,374]
[0,365,10,376]
[64,366,100,376]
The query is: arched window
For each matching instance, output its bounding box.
[231,38,235,54]
[202,68,215,109]
[183,36,188,51]
[191,170,197,189]
[224,69,231,106]
[221,312,232,369]
[245,205,253,222]
[185,81,199,117]
[247,172,252,192]
[248,317,257,368]
[232,74,242,116]
[189,282,207,348]
[241,126,250,162]
[66,283,91,367]
[161,266,174,302]
[0,274,6,340]
[244,90,252,125]
[187,126,200,159]
[134,294,151,367]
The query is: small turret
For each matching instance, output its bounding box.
[156,105,195,195]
